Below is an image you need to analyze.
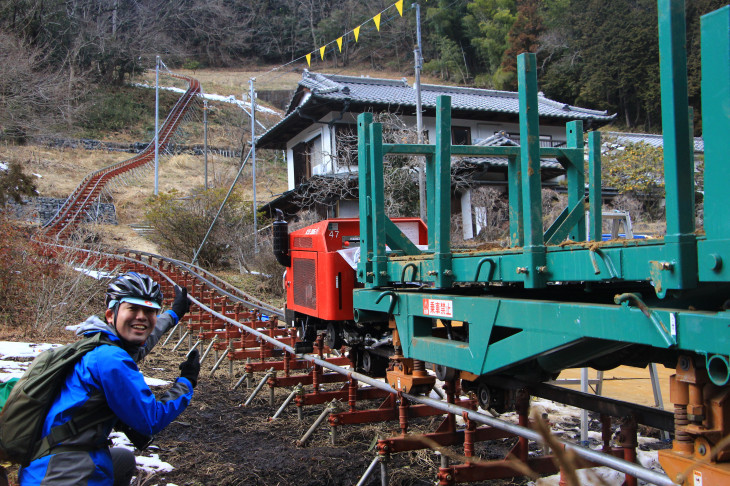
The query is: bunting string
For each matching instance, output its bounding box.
[255,0,415,83]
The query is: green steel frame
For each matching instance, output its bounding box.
[353,0,730,382]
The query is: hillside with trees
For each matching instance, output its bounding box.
[1,0,725,141]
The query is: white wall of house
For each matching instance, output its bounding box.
[286,111,575,188]
[284,110,577,237]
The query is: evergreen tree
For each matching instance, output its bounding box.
[496,0,543,90]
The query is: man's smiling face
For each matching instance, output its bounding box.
[106,302,158,345]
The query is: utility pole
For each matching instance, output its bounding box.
[154,55,160,196]
[414,4,426,221]
[203,99,209,190]
[250,79,258,253]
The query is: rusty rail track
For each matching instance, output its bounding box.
[31,241,675,486]
[40,75,201,239]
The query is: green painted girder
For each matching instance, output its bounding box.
[352,288,730,376]
[383,237,730,289]
[701,6,730,242]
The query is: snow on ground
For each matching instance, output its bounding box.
[0,338,171,386]
[110,432,174,475]
[73,266,115,280]
[131,83,282,116]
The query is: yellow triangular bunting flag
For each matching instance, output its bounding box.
[395,0,403,16]
[374,13,381,31]
[320,46,326,60]
[337,37,343,52]
[306,53,311,67]
[354,25,361,42]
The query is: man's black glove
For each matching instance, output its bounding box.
[179,349,200,388]
[171,285,190,320]
[115,421,154,451]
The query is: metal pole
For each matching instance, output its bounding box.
[249,79,258,254]
[244,368,275,406]
[297,400,336,446]
[355,456,381,486]
[203,99,209,191]
[172,330,190,351]
[649,363,671,441]
[154,55,160,196]
[161,323,179,347]
[200,335,218,364]
[580,367,588,444]
[414,4,426,222]
[271,384,302,420]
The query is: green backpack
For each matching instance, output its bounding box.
[0,333,119,466]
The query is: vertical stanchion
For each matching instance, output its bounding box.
[154,55,160,196]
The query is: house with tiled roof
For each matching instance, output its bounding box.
[257,70,615,239]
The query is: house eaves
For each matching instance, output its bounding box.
[257,71,616,150]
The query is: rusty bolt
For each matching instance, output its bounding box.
[427,270,438,276]
[379,271,388,276]
[536,266,547,273]
[660,261,674,271]
[516,267,529,274]
[367,272,374,277]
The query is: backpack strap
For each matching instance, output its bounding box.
[30,334,122,462]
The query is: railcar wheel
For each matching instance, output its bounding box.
[362,350,387,377]
[325,322,343,349]
[477,382,492,410]
[298,316,317,343]
[434,364,457,382]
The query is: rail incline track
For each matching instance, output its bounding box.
[39,74,201,239]
[32,241,676,486]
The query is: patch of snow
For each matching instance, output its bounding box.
[73,267,115,280]
[530,466,624,485]
[0,341,59,359]
[135,453,174,474]
[144,376,171,387]
[131,82,282,116]
[111,432,174,474]
[0,162,7,171]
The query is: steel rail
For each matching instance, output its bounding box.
[37,241,677,486]
[41,76,201,235]
[116,249,283,318]
[198,298,677,486]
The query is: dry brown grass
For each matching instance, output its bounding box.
[1,145,130,198]
[133,64,453,98]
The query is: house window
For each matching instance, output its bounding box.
[292,135,321,185]
[451,126,472,145]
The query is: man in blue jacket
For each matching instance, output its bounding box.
[19,272,200,486]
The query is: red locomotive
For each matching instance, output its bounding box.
[274,212,427,375]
